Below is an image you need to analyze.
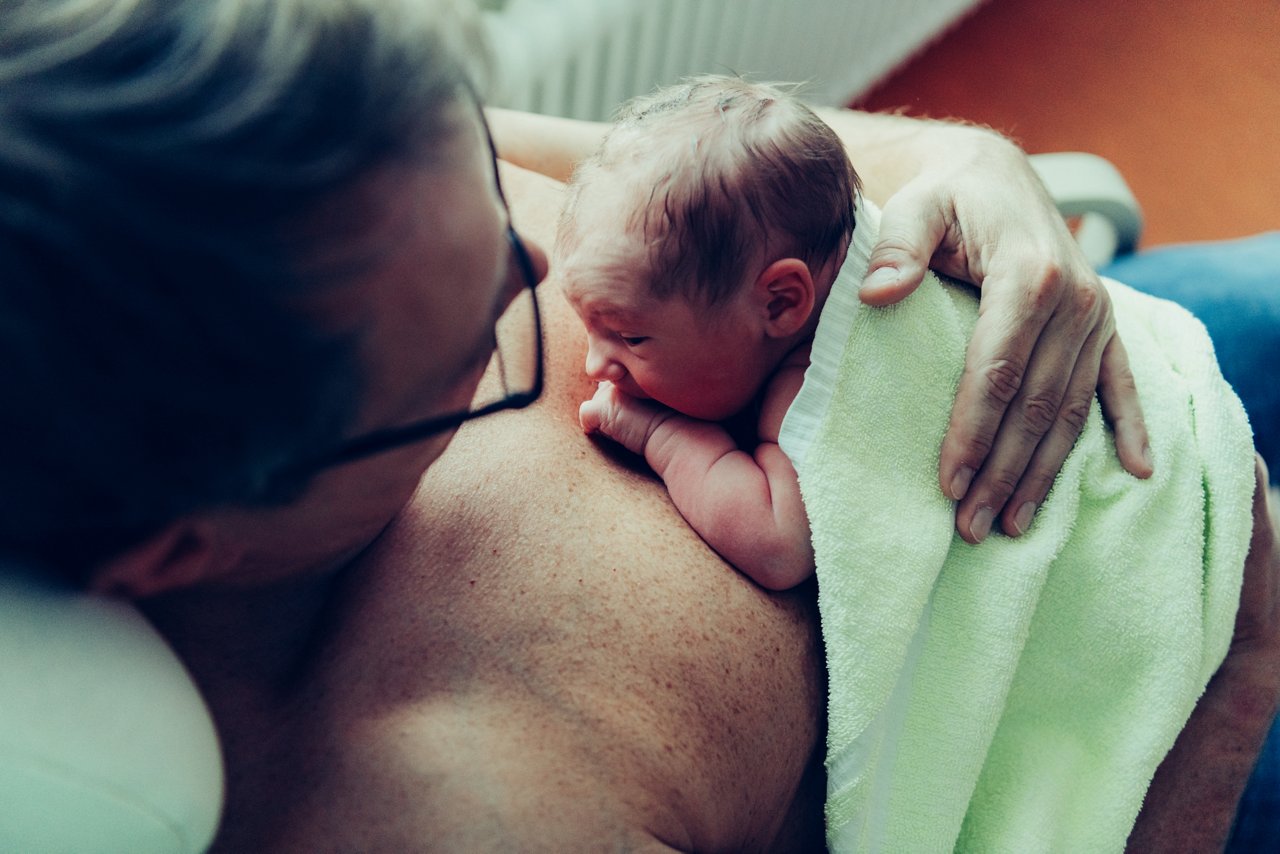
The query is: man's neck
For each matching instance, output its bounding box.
[141,567,352,849]
[142,567,344,699]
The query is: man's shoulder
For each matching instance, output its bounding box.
[258,687,682,851]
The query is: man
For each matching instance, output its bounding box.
[1,0,1274,849]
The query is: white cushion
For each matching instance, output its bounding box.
[0,567,223,853]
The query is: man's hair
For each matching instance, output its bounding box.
[560,74,860,306]
[0,0,483,577]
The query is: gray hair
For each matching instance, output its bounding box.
[0,0,487,577]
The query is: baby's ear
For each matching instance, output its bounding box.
[754,257,815,338]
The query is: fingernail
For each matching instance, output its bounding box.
[861,266,899,291]
[1142,443,1153,470]
[1013,501,1036,536]
[971,506,994,542]
[949,466,974,501]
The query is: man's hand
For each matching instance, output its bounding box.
[858,132,1153,542]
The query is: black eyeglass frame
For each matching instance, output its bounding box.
[266,83,544,487]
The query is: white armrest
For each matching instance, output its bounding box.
[1030,151,1144,268]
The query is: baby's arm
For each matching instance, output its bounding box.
[580,377,813,590]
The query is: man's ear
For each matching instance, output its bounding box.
[90,521,219,598]
[753,257,816,338]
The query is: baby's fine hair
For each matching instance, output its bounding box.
[562,74,860,305]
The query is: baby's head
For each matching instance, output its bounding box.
[556,75,860,420]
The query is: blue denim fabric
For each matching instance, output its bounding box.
[1104,234,1280,848]
[1226,712,1280,852]
[1102,233,1280,480]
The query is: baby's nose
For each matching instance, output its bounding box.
[584,339,625,382]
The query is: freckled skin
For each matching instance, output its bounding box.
[262,166,826,851]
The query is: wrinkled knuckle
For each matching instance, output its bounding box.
[1089,279,1117,326]
[866,234,918,266]
[985,470,1021,502]
[968,435,995,462]
[981,359,1025,405]
[1028,261,1067,310]
[1057,396,1093,434]
[949,418,996,465]
[1112,362,1138,394]
[1020,392,1061,435]
[1021,469,1057,501]
[1096,305,1117,339]
[1073,278,1101,320]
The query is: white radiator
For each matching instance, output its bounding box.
[480,0,984,120]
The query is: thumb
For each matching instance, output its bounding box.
[859,189,947,306]
[578,399,596,433]
[579,381,615,432]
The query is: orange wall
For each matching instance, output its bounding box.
[855,0,1280,247]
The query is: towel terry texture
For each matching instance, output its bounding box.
[777,199,1256,853]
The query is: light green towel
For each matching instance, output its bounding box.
[778,199,1256,853]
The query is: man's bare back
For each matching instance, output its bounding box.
[224,166,826,851]
[157,163,1280,853]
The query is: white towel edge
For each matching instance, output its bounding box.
[779,197,880,469]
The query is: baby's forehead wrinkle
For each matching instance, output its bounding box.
[563,279,645,327]
[559,223,651,299]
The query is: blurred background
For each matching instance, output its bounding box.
[855,0,1280,248]
[482,0,1278,251]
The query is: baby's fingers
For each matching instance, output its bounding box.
[579,381,617,433]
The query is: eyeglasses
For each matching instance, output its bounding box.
[265,84,544,490]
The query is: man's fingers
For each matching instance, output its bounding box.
[952,313,1093,543]
[945,266,1114,542]
[949,277,1146,542]
[1097,334,1153,479]
[938,277,1053,507]
[859,189,945,307]
[994,338,1104,537]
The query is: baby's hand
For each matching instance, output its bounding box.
[579,381,669,456]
